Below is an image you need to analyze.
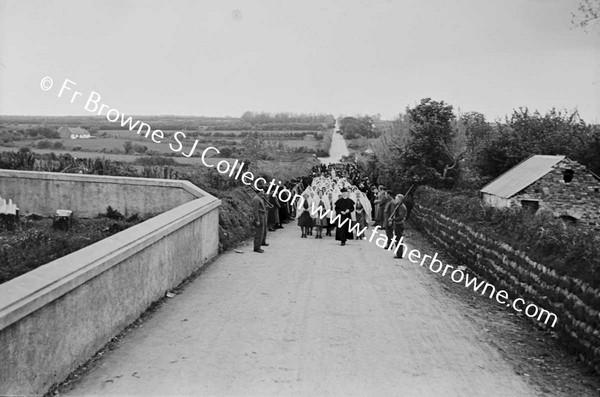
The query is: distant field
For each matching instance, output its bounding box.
[99,129,321,138]
[197,130,321,137]
[0,123,329,170]
[277,139,319,149]
[0,145,317,176]
[0,145,232,166]
[7,130,322,153]
[67,137,171,153]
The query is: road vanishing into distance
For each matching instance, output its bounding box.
[61,132,542,397]
[317,121,349,164]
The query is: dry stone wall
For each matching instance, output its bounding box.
[411,203,600,374]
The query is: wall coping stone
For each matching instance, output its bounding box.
[0,169,205,200]
[0,194,221,332]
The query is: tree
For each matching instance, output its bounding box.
[368,113,411,190]
[339,116,379,139]
[401,98,457,187]
[572,0,600,30]
[240,132,268,161]
[460,111,493,158]
[133,144,148,154]
[123,140,133,154]
[37,140,52,149]
[477,108,592,178]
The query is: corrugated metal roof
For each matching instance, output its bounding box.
[480,155,565,198]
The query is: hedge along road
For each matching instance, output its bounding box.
[62,225,539,397]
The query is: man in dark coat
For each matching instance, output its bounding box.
[267,194,280,231]
[383,190,395,249]
[334,187,355,246]
[252,184,267,253]
[390,193,408,259]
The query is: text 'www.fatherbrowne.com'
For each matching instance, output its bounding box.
[307,201,558,328]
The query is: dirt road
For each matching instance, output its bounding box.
[62,226,540,397]
[318,125,349,163]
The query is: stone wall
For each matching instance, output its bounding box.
[411,203,600,375]
[515,158,600,227]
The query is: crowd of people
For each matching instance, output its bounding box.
[251,162,413,258]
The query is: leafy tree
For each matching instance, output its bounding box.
[401,98,457,187]
[460,111,493,158]
[452,112,495,187]
[339,116,379,139]
[572,0,600,30]
[478,108,592,178]
[240,111,335,129]
[368,113,411,191]
[218,147,234,157]
[133,144,148,154]
[576,125,600,175]
[123,140,133,154]
[37,140,52,149]
[240,132,268,161]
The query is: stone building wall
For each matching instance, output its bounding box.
[515,158,600,227]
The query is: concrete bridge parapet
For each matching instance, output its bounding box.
[0,170,221,396]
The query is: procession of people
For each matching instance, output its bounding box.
[252,162,411,258]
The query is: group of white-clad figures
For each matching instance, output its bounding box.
[292,172,408,257]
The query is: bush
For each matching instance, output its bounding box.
[123,140,133,154]
[100,205,124,220]
[52,141,64,149]
[133,144,148,154]
[37,140,52,149]
[216,147,233,157]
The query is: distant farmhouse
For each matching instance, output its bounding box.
[480,155,600,227]
[58,126,91,139]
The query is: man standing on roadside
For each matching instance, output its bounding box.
[390,193,408,259]
[252,181,267,253]
[383,190,395,249]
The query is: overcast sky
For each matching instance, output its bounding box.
[0,0,598,122]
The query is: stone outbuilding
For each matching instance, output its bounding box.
[480,155,600,227]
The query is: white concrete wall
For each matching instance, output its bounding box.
[0,169,205,218]
[0,172,221,396]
